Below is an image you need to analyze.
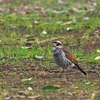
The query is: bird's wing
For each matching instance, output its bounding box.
[63,48,87,75]
[63,48,78,64]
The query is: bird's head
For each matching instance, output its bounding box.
[52,40,63,49]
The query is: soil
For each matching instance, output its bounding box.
[0,61,100,100]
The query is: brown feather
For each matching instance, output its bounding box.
[63,48,78,64]
[63,48,87,75]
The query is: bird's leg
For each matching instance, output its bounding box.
[65,66,72,77]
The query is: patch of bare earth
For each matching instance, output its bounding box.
[0,60,100,100]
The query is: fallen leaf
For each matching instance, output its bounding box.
[41,85,61,92]
[85,81,92,85]
[34,20,38,24]
[91,41,95,44]
[66,27,72,31]
[29,24,33,28]
[21,46,30,49]
[0,40,2,44]
[0,91,8,100]
[52,10,66,14]
[21,77,32,82]
[0,95,3,100]
[27,95,41,99]
[94,56,100,60]
[56,21,63,24]
[72,7,80,12]
[41,30,47,35]
[90,92,96,100]
[27,87,32,91]
[97,50,100,53]
[58,0,66,4]
[0,19,4,25]
[18,91,27,95]
[83,17,89,20]
[93,2,97,7]
[35,55,44,60]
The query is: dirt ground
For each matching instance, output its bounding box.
[0,0,100,100]
[0,60,100,100]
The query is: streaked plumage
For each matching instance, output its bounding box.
[52,40,86,75]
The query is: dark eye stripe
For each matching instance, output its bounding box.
[53,41,57,43]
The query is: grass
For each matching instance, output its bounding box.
[0,0,100,99]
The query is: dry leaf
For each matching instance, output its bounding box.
[0,19,4,25]
[58,0,66,4]
[0,91,8,100]
[0,40,2,44]
[97,50,100,53]
[21,77,32,82]
[35,55,44,60]
[18,91,27,95]
[94,56,100,60]
[41,30,47,35]
[27,87,33,91]
[90,92,96,100]
[91,41,95,45]
[27,95,41,99]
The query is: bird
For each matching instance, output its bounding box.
[52,40,87,75]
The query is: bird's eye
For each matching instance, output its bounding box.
[56,43,60,46]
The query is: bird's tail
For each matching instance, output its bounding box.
[75,63,87,75]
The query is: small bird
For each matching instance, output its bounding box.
[52,40,86,75]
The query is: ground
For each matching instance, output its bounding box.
[0,0,100,100]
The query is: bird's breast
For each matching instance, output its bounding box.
[53,49,72,67]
